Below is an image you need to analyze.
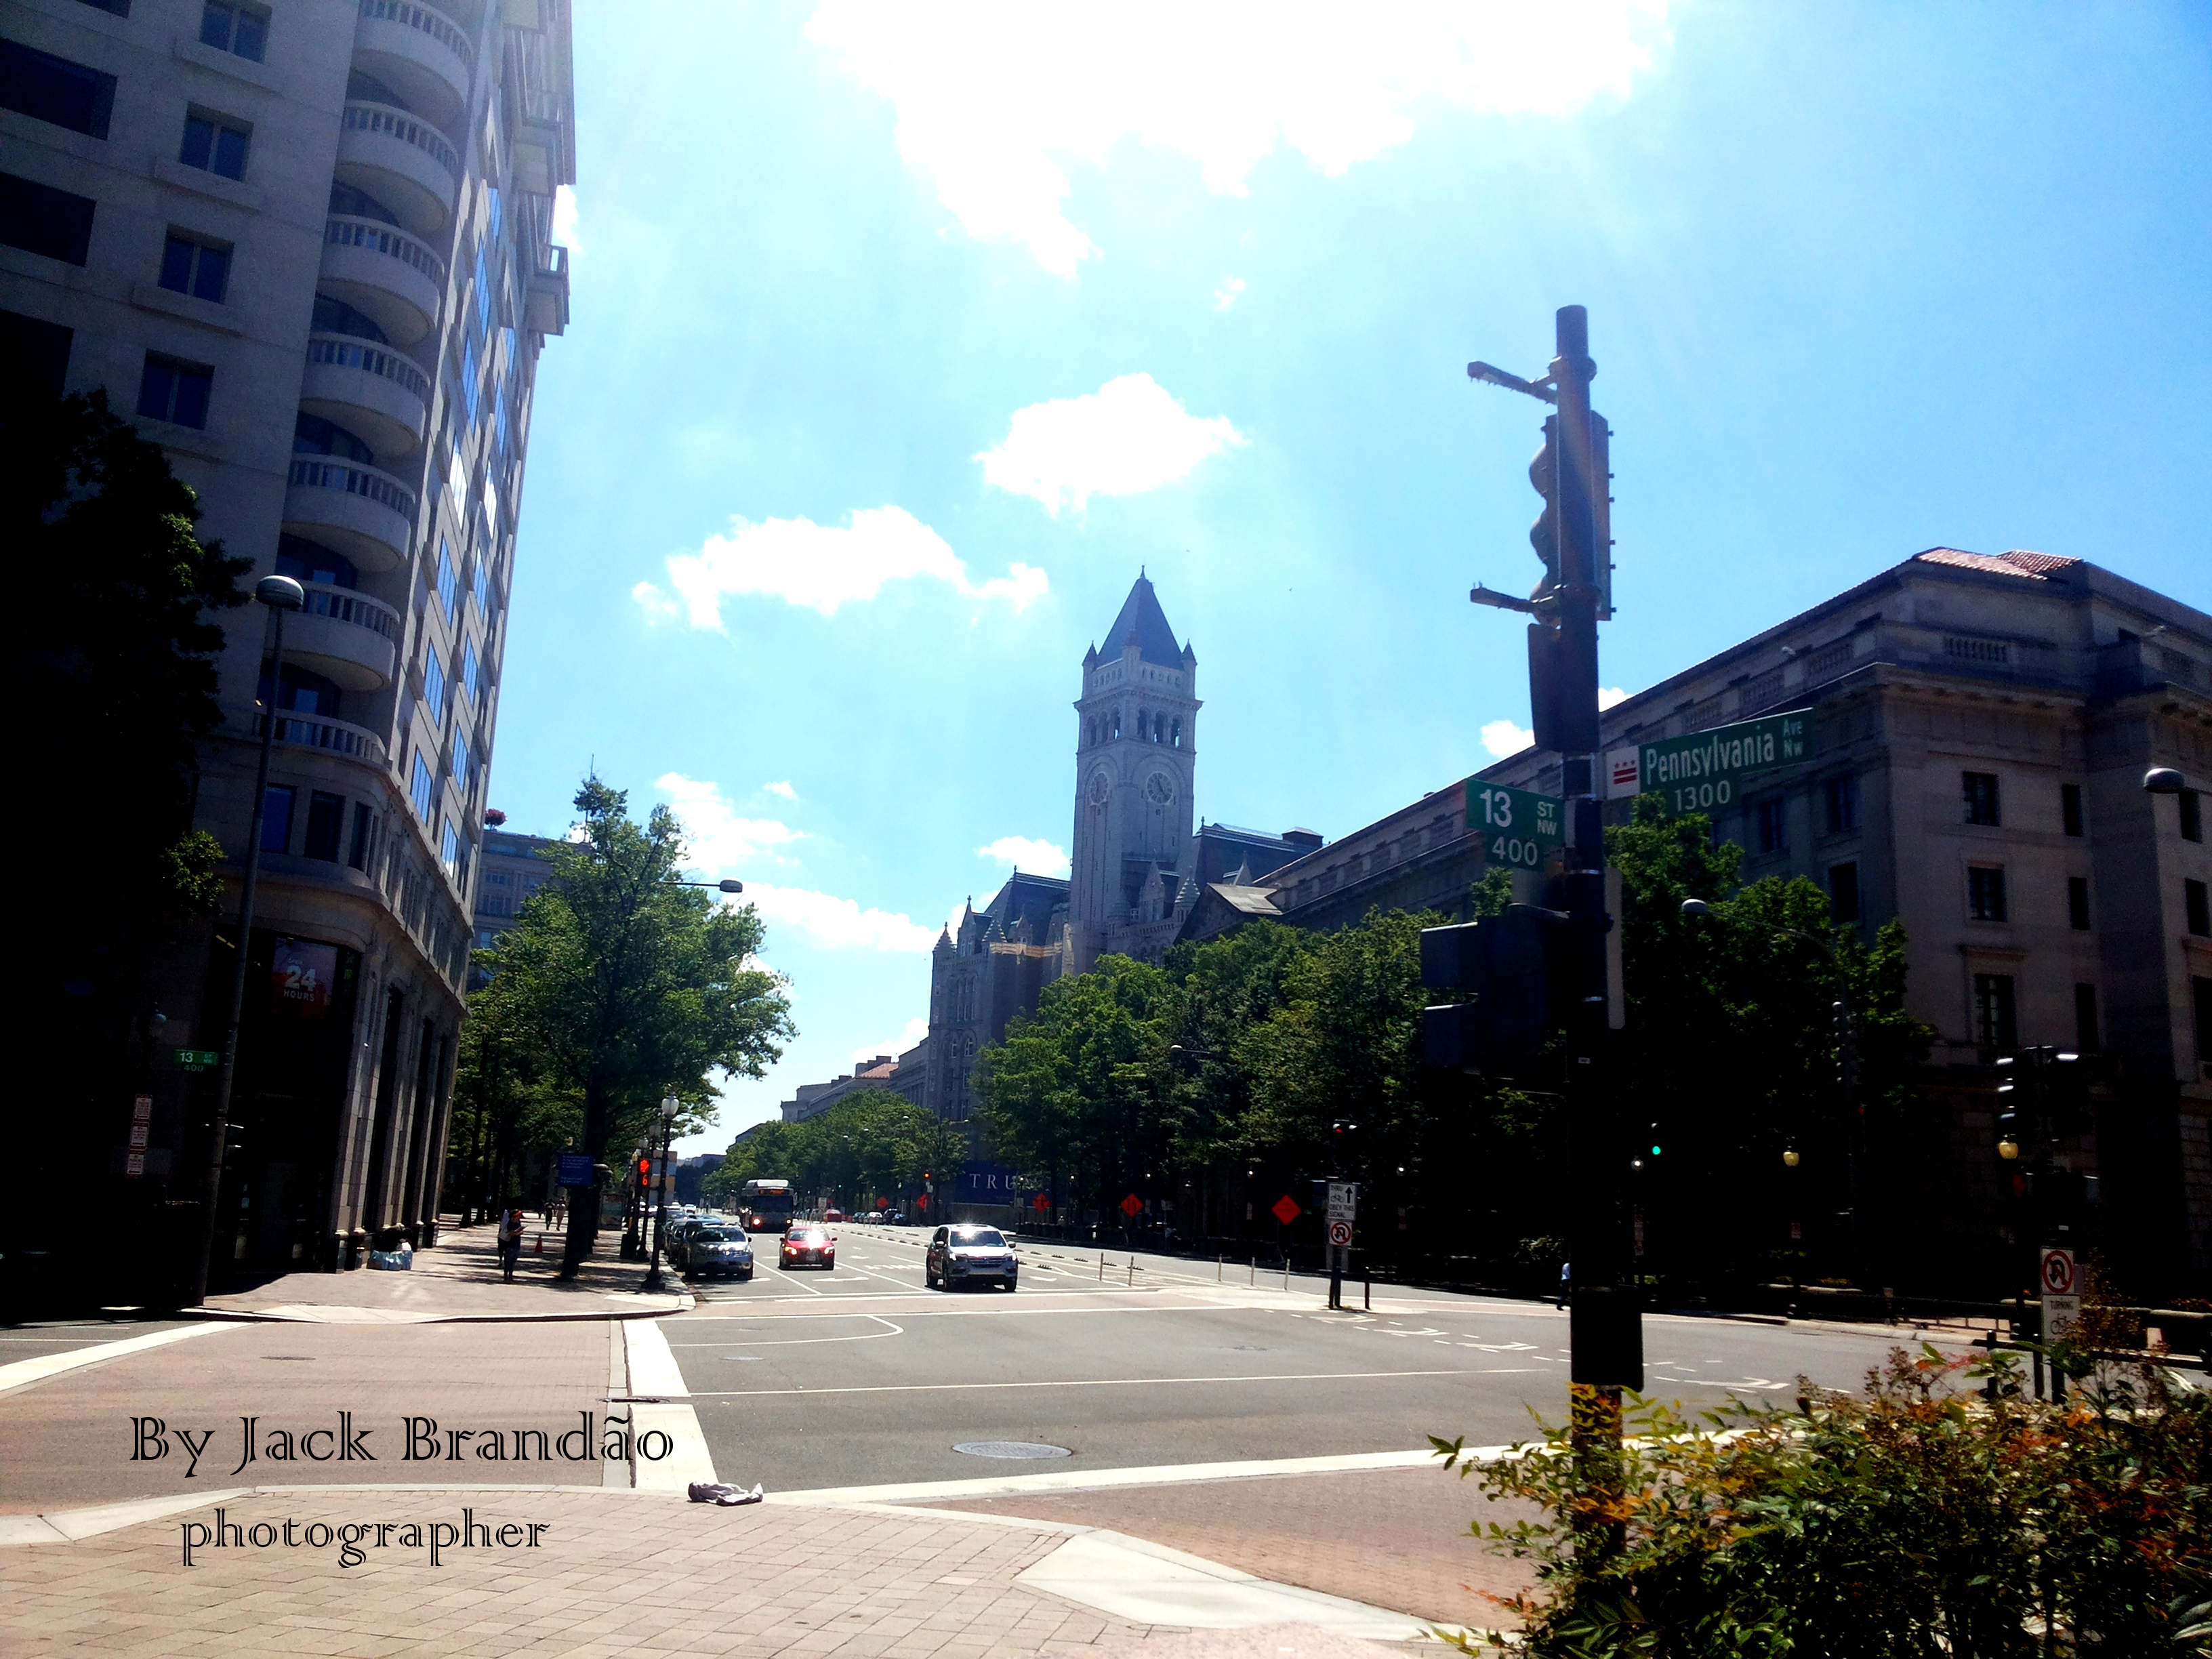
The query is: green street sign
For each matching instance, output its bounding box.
[173,1049,219,1071]
[1466,779,1565,869]
[1639,708,1814,815]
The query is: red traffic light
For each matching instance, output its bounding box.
[637,1158,651,1182]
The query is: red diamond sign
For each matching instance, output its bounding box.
[1271,1194,1301,1226]
[1033,1193,1050,1212]
[1120,1192,1144,1218]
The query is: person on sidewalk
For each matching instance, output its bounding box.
[1557,1259,1571,1310]
[498,1207,525,1282]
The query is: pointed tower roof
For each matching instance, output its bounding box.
[1102,569,1183,664]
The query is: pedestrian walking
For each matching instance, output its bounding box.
[1556,1259,1571,1310]
[498,1206,524,1282]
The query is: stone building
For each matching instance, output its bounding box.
[779,1042,927,1123]
[2,0,573,1275]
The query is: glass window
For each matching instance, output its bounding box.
[348,801,373,869]
[1823,774,1858,834]
[2188,879,2210,939]
[461,332,480,426]
[1973,972,2017,1056]
[1962,771,2001,827]
[2061,782,2084,838]
[159,232,230,302]
[473,555,490,617]
[304,791,344,861]
[260,784,294,853]
[410,754,435,821]
[275,535,357,590]
[1967,865,2007,922]
[451,729,470,792]
[0,171,97,264]
[136,354,211,428]
[473,244,491,334]
[199,2,268,62]
[2068,876,2090,930]
[2183,790,2203,844]
[461,636,480,703]
[424,647,446,723]
[441,819,459,874]
[259,661,341,719]
[179,111,251,180]
[436,539,457,619]
[1756,797,1787,855]
[1828,861,1860,924]
[0,40,117,139]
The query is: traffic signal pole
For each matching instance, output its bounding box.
[1465,306,1642,1529]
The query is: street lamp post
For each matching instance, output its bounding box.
[189,575,305,1307]
[640,1093,679,1292]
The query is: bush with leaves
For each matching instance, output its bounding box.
[1434,1346,2212,1656]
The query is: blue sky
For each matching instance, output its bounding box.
[497,1,2211,1153]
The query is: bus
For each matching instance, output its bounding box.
[738,1179,796,1233]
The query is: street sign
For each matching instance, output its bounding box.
[1327,1218,1353,1248]
[556,1151,594,1187]
[1271,1194,1301,1226]
[1465,780,1564,869]
[173,1049,218,1072]
[1325,1181,1359,1225]
[1033,1192,1050,1212]
[1120,1192,1144,1218]
[132,1094,153,1123]
[2039,1246,2076,1296]
[1639,709,1814,816]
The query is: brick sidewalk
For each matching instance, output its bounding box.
[2,1488,1162,1659]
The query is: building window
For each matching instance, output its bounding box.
[1823,773,1858,834]
[348,801,373,870]
[410,754,435,822]
[436,537,457,619]
[2062,782,2084,838]
[179,110,250,181]
[0,40,116,138]
[2196,977,2212,1070]
[473,555,490,617]
[441,819,460,875]
[461,636,479,704]
[2074,983,2100,1054]
[1967,864,2007,922]
[1962,771,2001,827]
[1973,972,2018,1056]
[3,309,73,396]
[424,647,446,724]
[260,784,295,854]
[79,1,132,17]
[451,729,470,794]
[1828,861,1860,924]
[304,790,344,861]
[2183,789,2204,844]
[2188,878,2211,938]
[1756,797,1787,854]
[0,171,96,264]
[2067,876,2090,931]
[136,354,211,428]
[199,1,268,62]
[158,232,230,302]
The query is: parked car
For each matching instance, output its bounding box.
[684,1227,753,1279]
[822,1208,846,1223]
[780,1223,836,1270]
[926,1224,1017,1292]
[664,1215,714,1269]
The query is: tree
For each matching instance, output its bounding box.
[468,778,794,1276]
[708,1092,962,1213]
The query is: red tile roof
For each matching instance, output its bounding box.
[1912,548,2082,579]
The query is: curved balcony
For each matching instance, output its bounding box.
[300,334,428,457]
[284,457,417,572]
[285,581,401,692]
[253,710,390,768]
[320,215,445,346]
[335,102,460,237]
[352,0,473,129]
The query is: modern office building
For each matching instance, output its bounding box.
[2,0,573,1277]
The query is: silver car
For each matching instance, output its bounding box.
[926,1224,1017,1292]
[684,1227,754,1280]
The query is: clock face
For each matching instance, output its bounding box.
[1086,771,1111,805]
[1145,772,1175,805]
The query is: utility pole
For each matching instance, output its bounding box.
[1458,306,1641,1487]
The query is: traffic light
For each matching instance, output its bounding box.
[1833,1002,1859,1093]
[1528,415,1561,594]
[1994,1057,2020,1157]
[637,1156,652,1189]
[1419,907,1560,1079]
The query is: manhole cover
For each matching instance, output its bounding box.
[952,1441,1072,1459]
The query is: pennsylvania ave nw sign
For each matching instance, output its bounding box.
[1627,709,1816,815]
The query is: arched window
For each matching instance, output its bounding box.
[1170,718,1182,748]
[1111,709,1121,740]
[1153,714,1166,744]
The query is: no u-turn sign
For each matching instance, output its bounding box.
[2039,1246,2076,1296]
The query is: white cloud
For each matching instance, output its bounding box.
[977,835,1071,878]
[1212,276,1246,311]
[552,184,580,254]
[655,773,808,869]
[806,1,1668,274]
[979,373,1244,514]
[1599,686,1631,710]
[742,882,941,954]
[763,780,799,801]
[851,1017,930,1064]
[635,505,1048,627]
[1481,718,1534,759]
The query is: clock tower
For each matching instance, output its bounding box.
[1069,571,1200,969]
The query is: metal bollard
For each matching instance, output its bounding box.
[1127,1255,1135,1286]
[1217,1253,1223,1282]
[1364,1273,1370,1311]
[1099,1251,1105,1282]
[1249,1256,1255,1286]
[1283,1252,1290,1292]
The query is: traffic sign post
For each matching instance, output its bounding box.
[2039,1245,2080,1401]
[1324,1183,1357,1308]
[1466,780,1565,870]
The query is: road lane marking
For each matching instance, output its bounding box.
[0,1321,234,1396]
[668,1315,904,1350]
[682,1366,1522,1397]
[773,1445,1496,1507]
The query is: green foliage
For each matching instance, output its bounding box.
[458,778,794,1263]
[1437,1347,2212,1656]
[709,1091,962,1208]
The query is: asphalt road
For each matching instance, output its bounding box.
[0,1318,205,1362]
[666,1224,1938,1495]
